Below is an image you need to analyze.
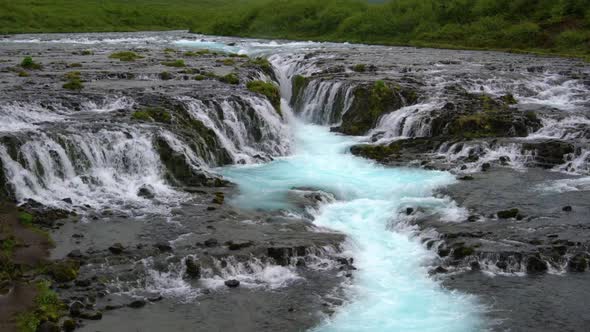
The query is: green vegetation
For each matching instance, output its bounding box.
[218,73,240,85]
[131,107,172,123]
[1,0,589,59]
[81,50,94,55]
[68,62,82,68]
[194,74,206,80]
[109,51,143,61]
[16,281,65,332]
[18,71,30,77]
[184,49,213,57]
[352,64,366,72]
[17,212,33,225]
[246,80,281,115]
[20,56,42,70]
[161,59,185,67]
[217,58,236,66]
[159,71,173,80]
[244,57,274,76]
[63,71,84,90]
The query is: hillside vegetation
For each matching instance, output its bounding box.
[1,0,589,59]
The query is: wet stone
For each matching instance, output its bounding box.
[225,279,240,288]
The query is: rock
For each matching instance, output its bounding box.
[62,198,73,204]
[137,187,155,199]
[75,279,91,287]
[267,246,307,266]
[470,261,481,271]
[452,245,474,259]
[67,249,84,259]
[431,266,448,274]
[203,238,218,247]
[69,301,84,317]
[37,321,60,332]
[481,163,491,171]
[459,175,474,181]
[128,299,147,308]
[497,208,519,219]
[224,279,240,288]
[526,256,548,273]
[49,260,80,282]
[212,192,224,204]
[62,319,76,332]
[496,261,508,270]
[108,243,124,254]
[568,254,588,272]
[522,140,575,168]
[405,207,414,215]
[227,240,253,250]
[467,215,479,222]
[185,257,201,279]
[154,242,173,252]
[562,206,573,212]
[79,310,103,320]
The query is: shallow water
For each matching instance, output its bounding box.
[221,122,484,331]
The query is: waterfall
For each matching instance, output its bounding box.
[370,102,442,142]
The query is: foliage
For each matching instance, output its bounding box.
[17,212,33,225]
[109,51,143,61]
[246,80,281,115]
[16,281,65,332]
[218,73,239,85]
[131,107,172,123]
[161,59,185,67]
[20,56,42,70]
[1,0,589,59]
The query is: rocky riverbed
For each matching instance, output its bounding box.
[0,31,589,331]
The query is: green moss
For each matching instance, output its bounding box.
[218,73,239,85]
[497,208,520,219]
[349,143,401,162]
[452,246,475,259]
[194,74,206,81]
[229,53,249,58]
[109,51,143,62]
[20,56,42,70]
[161,59,185,67]
[159,71,173,80]
[500,94,518,105]
[184,49,211,57]
[132,107,172,123]
[244,57,273,76]
[292,75,309,99]
[62,79,83,90]
[48,260,79,282]
[352,64,366,72]
[64,71,81,81]
[81,50,93,56]
[67,62,82,68]
[18,212,33,226]
[163,47,176,53]
[217,58,235,66]
[246,80,281,115]
[18,71,29,77]
[16,281,65,332]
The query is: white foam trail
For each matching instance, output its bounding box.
[0,102,67,132]
[81,96,135,113]
[527,116,590,140]
[437,142,533,173]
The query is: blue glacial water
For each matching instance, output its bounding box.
[220,121,484,332]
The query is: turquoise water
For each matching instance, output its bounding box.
[220,122,483,332]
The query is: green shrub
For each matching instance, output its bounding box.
[218,73,239,85]
[18,212,33,225]
[16,281,65,332]
[161,59,185,67]
[63,79,84,90]
[352,64,366,72]
[246,80,281,115]
[109,51,143,61]
[217,58,235,66]
[131,107,172,123]
[20,56,42,70]
[556,30,590,49]
[159,71,174,80]
[194,74,206,80]
[244,57,273,76]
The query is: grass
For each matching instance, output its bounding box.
[109,51,143,61]
[20,57,42,70]
[161,59,185,67]
[131,107,172,123]
[16,281,65,332]
[218,73,239,85]
[246,80,281,115]
[63,72,84,90]
[0,0,588,61]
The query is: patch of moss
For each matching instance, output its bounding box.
[131,107,172,123]
[218,73,239,85]
[246,80,281,115]
[349,143,401,162]
[161,59,185,67]
[184,49,211,57]
[48,260,79,282]
[497,208,520,219]
[163,47,176,53]
[159,71,173,80]
[64,71,81,81]
[67,63,82,68]
[20,56,42,70]
[292,75,309,100]
[63,79,83,90]
[500,94,518,105]
[18,212,33,226]
[81,50,93,56]
[194,74,206,81]
[229,53,249,58]
[18,71,29,77]
[352,64,366,72]
[109,51,143,62]
[244,57,273,76]
[217,58,236,66]
[16,281,65,332]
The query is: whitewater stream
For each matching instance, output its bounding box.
[1,31,589,331]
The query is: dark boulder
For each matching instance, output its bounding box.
[267,246,307,266]
[224,279,240,288]
[497,208,520,219]
[128,299,147,308]
[69,301,84,317]
[185,257,201,279]
[568,254,588,272]
[108,243,124,254]
[37,321,59,332]
[522,140,575,169]
[154,242,173,252]
[79,310,103,320]
[526,256,548,273]
[562,206,573,212]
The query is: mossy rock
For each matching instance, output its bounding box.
[351,64,366,72]
[218,73,239,85]
[217,58,235,66]
[497,208,520,219]
[63,79,84,90]
[48,260,79,282]
[131,107,172,124]
[20,56,42,70]
[244,57,274,77]
[349,143,401,162]
[337,80,418,135]
[109,51,143,62]
[451,245,475,259]
[246,80,281,115]
[159,71,174,80]
[291,75,309,105]
[161,59,185,67]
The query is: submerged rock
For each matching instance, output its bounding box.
[224,279,240,288]
[185,257,201,279]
